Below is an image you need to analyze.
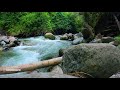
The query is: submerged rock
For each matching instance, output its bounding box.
[61,43,120,78]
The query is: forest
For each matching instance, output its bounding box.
[0,12,120,78]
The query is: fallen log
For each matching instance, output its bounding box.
[0,57,62,74]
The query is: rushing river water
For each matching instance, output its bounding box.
[0,36,72,66]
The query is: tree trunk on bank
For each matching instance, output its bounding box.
[0,57,62,74]
[113,14,120,31]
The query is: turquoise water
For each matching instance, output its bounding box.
[0,36,71,66]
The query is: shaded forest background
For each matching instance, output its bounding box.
[0,12,120,39]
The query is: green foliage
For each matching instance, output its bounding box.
[114,35,120,42]
[0,12,84,37]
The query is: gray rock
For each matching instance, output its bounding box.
[0,36,9,43]
[8,36,17,43]
[90,39,102,43]
[61,43,120,78]
[72,37,83,45]
[60,34,68,40]
[50,65,63,74]
[0,41,6,46]
[67,33,74,41]
[110,72,120,78]
[74,33,83,39]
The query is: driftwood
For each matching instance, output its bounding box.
[0,57,62,74]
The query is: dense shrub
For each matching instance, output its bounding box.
[0,12,84,37]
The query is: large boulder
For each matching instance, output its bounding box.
[44,33,55,40]
[61,43,120,78]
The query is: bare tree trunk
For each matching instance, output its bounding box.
[113,14,120,31]
[0,57,62,74]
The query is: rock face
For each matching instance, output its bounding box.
[44,33,55,40]
[61,43,120,78]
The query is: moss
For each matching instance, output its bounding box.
[61,43,120,78]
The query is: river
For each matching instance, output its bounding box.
[0,36,72,66]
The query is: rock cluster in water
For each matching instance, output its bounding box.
[0,35,21,51]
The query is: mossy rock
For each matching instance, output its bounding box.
[61,43,120,78]
[44,33,55,40]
